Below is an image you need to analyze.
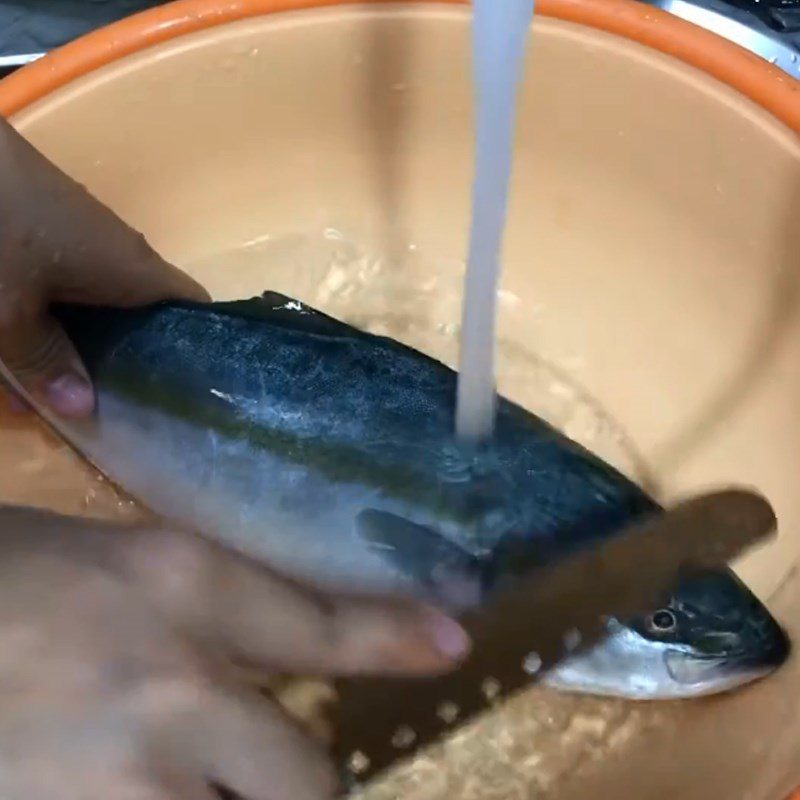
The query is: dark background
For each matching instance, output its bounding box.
[0,0,163,55]
[1,0,799,81]
[0,0,164,77]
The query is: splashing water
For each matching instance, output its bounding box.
[455,0,535,443]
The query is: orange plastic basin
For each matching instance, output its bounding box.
[1,1,800,798]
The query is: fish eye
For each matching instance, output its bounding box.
[648,609,677,633]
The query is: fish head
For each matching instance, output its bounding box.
[541,568,790,699]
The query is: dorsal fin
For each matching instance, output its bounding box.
[208,291,364,338]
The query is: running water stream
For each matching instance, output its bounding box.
[455,0,535,442]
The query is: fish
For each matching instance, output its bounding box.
[541,567,790,699]
[32,290,788,699]
[358,509,790,699]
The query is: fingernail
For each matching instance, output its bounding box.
[428,612,471,660]
[46,373,95,417]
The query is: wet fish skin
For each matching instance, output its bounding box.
[47,292,789,699]
[51,292,655,595]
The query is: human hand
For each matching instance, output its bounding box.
[0,505,470,800]
[0,116,207,418]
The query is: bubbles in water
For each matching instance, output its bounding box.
[437,449,473,484]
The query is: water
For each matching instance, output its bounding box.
[455,0,535,442]
[0,403,141,524]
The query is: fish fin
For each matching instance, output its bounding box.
[355,509,485,611]
[209,292,364,339]
[54,291,359,341]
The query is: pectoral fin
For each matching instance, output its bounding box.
[355,508,485,611]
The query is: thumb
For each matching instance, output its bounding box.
[0,308,94,418]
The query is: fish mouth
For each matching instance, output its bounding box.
[664,625,791,690]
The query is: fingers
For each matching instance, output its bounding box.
[0,118,208,309]
[47,223,210,310]
[0,117,208,419]
[182,689,339,800]
[0,745,218,800]
[125,783,216,800]
[147,765,220,800]
[0,504,471,677]
[0,311,94,417]
[121,528,471,677]
[75,774,218,800]
[0,501,343,800]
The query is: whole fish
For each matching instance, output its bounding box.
[35,291,788,699]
